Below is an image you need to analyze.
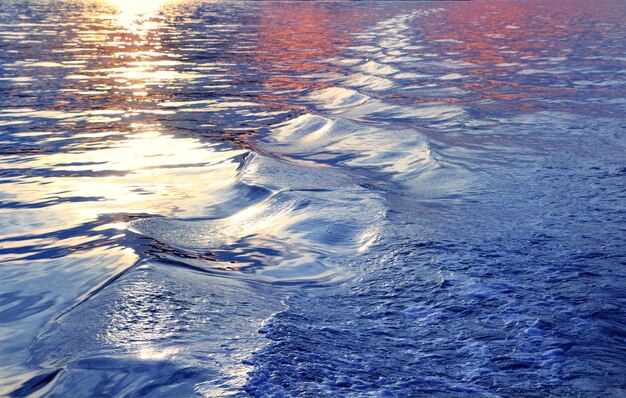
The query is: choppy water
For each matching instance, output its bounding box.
[1,0,625,396]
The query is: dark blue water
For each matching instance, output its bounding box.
[1,0,625,396]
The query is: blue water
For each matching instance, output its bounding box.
[1,0,625,396]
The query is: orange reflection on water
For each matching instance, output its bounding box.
[255,3,380,93]
[426,1,593,66]
[257,4,339,74]
[421,0,625,113]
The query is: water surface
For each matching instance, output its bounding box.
[0,0,625,396]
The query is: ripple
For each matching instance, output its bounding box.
[269,113,334,147]
[307,87,371,110]
[356,60,400,76]
[343,72,395,92]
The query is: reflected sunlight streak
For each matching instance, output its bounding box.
[105,0,174,32]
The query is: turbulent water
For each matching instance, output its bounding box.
[0,0,625,396]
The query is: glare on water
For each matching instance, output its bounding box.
[105,0,174,32]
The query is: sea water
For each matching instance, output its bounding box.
[0,0,624,396]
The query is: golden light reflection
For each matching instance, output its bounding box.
[0,0,225,247]
[105,0,175,33]
[0,127,248,251]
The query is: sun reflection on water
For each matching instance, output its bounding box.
[105,0,174,33]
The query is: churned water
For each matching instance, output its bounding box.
[0,0,625,396]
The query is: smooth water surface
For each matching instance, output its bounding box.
[0,0,625,396]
